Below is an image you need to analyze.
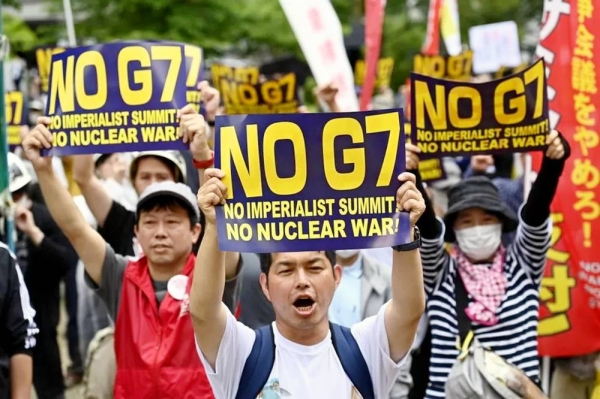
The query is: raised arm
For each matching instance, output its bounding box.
[182,85,241,279]
[406,143,448,293]
[189,168,230,370]
[384,172,426,363]
[22,118,107,284]
[72,154,113,227]
[513,130,570,283]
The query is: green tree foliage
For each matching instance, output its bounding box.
[3,14,38,55]
[48,0,544,91]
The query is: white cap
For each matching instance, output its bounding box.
[129,151,187,183]
[136,181,199,220]
[8,152,33,193]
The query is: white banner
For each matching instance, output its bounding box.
[469,21,522,74]
[440,0,462,56]
[279,0,359,112]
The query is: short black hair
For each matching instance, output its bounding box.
[259,251,337,275]
[136,196,199,228]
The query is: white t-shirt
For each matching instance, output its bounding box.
[197,303,408,399]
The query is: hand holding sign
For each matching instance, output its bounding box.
[198,168,228,225]
[545,130,567,160]
[23,117,54,170]
[177,104,211,161]
[396,172,425,227]
[405,143,421,171]
[198,81,220,122]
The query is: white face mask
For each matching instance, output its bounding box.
[335,249,360,259]
[455,224,502,261]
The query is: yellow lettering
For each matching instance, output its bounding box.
[151,46,182,103]
[263,122,307,196]
[415,81,447,130]
[495,77,526,124]
[524,60,545,119]
[220,125,262,199]
[119,46,152,106]
[323,117,365,190]
[448,86,481,128]
[75,51,108,111]
[366,112,400,187]
[48,56,75,114]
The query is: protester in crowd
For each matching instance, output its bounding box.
[22,107,242,397]
[93,153,138,211]
[72,81,220,258]
[464,154,526,246]
[8,152,79,399]
[331,249,415,399]
[191,167,425,398]
[407,130,570,398]
[0,242,37,399]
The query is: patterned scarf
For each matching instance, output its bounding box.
[456,246,507,326]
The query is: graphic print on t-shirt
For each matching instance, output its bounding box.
[256,378,364,398]
[258,378,291,398]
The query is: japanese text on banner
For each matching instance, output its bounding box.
[410,59,550,158]
[570,6,599,249]
[6,91,25,146]
[43,41,189,156]
[539,213,576,336]
[213,110,412,253]
[211,64,299,115]
[412,51,473,81]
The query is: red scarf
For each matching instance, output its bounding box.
[456,246,507,326]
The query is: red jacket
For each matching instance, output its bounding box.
[113,254,214,399]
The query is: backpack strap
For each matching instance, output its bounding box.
[235,325,275,399]
[330,323,375,399]
[455,268,475,358]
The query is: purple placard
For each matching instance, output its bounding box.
[214,109,412,253]
[43,41,189,156]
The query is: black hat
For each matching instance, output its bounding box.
[443,176,518,242]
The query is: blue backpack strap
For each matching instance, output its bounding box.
[235,325,275,399]
[330,322,375,399]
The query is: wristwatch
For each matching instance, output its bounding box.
[392,226,421,252]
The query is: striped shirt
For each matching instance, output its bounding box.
[422,206,552,398]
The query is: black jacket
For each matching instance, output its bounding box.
[0,243,37,398]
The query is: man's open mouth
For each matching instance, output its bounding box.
[293,296,315,312]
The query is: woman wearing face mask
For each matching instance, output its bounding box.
[406,130,570,399]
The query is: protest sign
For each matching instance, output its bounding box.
[119,40,204,111]
[214,109,412,253]
[404,122,446,182]
[211,64,298,114]
[43,41,188,156]
[410,59,549,158]
[183,45,204,112]
[412,51,473,81]
[6,91,25,147]
[355,57,394,88]
[533,0,600,357]
[36,46,66,93]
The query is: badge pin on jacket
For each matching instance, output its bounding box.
[167,275,188,301]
